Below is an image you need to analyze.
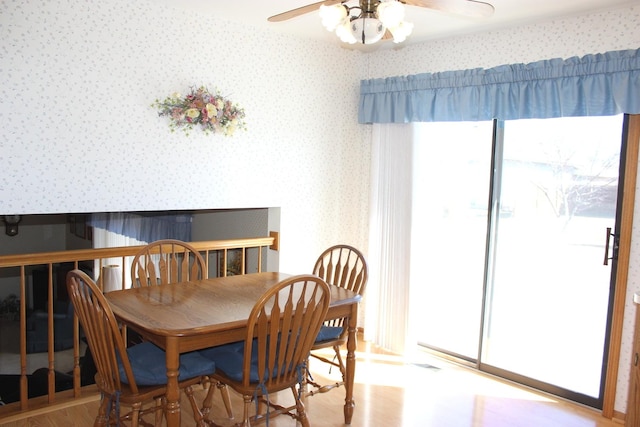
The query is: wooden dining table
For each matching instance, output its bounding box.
[105,271,361,427]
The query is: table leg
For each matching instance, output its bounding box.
[344,304,358,424]
[165,337,181,427]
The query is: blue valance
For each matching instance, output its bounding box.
[359,48,640,124]
[89,212,192,243]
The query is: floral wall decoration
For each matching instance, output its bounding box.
[152,86,246,136]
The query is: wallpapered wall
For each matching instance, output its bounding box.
[2,0,640,415]
[365,4,640,414]
[0,0,369,273]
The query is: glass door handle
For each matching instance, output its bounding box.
[603,227,618,266]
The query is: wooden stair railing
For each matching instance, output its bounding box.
[0,236,276,420]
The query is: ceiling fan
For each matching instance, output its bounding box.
[268,0,495,45]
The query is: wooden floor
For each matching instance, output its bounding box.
[0,338,624,427]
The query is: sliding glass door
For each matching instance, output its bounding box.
[481,115,623,405]
[413,115,625,407]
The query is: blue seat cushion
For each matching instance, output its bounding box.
[119,342,216,386]
[200,341,254,382]
[200,339,299,383]
[315,326,343,343]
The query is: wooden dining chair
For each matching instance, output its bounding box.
[131,239,206,287]
[306,244,368,396]
[130,239,234,419]
[200,275,331,427]
[66,269,218,427]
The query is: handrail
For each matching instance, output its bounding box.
[0,237,275,268]
[0,236,276,420]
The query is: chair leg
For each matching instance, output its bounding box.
[201,379,234,422]
[184,384,208,426]
[201,379,216,422]
[131,402,142,427]
[217,382,234,419]
[291,385,310,427]
[94,395,110,427]
[333,345,347,380]
[241,394,252,427]
[155,397,165,427]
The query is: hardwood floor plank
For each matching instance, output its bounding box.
[0,339,623,427]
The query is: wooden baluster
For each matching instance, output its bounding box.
[47,264,55,403]
[222,249,228,277]
[19,265,28,409]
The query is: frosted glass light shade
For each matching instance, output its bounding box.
[319,4,347,31]
[350,17,385,44]
[336,20,357,44]
[378,1,405,28]
[390,20,414,43]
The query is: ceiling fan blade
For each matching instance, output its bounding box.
[268,0,344,22]
[402,0,494,18]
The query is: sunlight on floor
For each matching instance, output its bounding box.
[309,341,611,427]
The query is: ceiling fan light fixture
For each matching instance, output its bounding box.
[317,0,414,45]
[275,0,495,45]
[319,4,348,31]
[351,16,385,44]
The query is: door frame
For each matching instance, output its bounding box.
[603,115,640,418]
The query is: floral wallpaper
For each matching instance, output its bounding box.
[1,0,639,415]
[364,5,640,77]
[0,0,368,275]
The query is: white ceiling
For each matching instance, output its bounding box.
[156,0,639,50]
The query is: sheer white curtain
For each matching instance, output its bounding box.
[364,123,415,354]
